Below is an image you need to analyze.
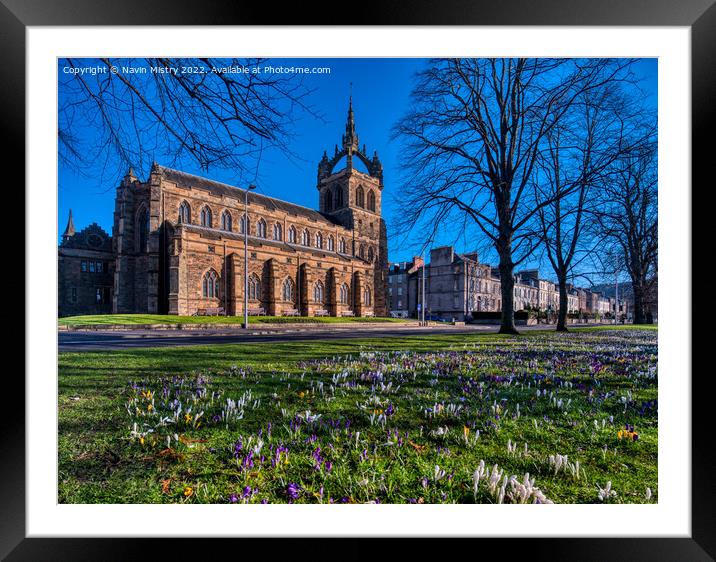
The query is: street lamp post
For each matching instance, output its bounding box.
[421,253,426,325]
[244,184,256,329]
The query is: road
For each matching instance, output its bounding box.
[57,323,609,351]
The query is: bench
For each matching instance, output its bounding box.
[248,307,265,316]
[341,310,355,317]
[363,311,375,318]
[282,308,300,317]
[314,309,329,317]
[196,307,224,316]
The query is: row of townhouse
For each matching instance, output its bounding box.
[387,246,626,321]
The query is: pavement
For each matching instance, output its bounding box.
[57,322,610,351]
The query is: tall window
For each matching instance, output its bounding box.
[363,287,372,306]
[367,247,374,262]
[248,273,261,301]
[334,187,343,208]
[339,238,346,254]
[355,185,365,208]
[257,218,267,238]
[339,283,349,304]
[178,201,191,224]
[327,236,335,252]
[200,206,212,228]
[359,244,366,260]
[288,226,297,243]
[221,210,232,231]
[324,190,333,211]
[240,214,249,234]
[273,223,282,241]
[137,206,149,251]
[282,278,295,303]
[313,281,324,303]
[315,232,323,249]
[367,190,376,212]
[301,229,310,246]
[202,270,219,298]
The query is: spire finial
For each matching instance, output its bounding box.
[344,92,358,153]
[62,209,76,242]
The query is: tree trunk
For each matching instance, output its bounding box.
[556,274,569,332]
[632,282,646,324]
[498,258,519,335]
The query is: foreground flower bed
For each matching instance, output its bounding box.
[58,329,657,504]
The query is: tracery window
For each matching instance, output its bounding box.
[178,201,191,224]
[200,206,212,228]
[282,277,295,302]
[248,273,261,301]
[221,210,232,231]
[367,190,376,212]
[313,281,325,303]
[202,269,219,298]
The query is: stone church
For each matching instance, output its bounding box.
[58,100,389,318]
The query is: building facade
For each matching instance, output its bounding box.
[387,245,619,321]
[58,211,116,317]
[59,101,389,319]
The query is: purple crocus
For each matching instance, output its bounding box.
[286,483,301,501]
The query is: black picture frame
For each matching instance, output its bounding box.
[5,1,713,559]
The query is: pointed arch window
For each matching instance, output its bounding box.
[200,206,212,228]
[221,210,232,231]
[359,244,366,260]
[301,229,310,246]
[363,287,372,306]
[339,238,346,254]
[315,232,323,249]
[324,190,333,212]
[178,201,191,224]
[313,281,325,303]
[334,187,343,208]
[273,223,282,241]
[282,277,295,303]
[137,206,149,252]
[367,190,376,212]
[202,269,219,298]
[257,218,267,238]
[240,214,249,234]
[339,283,349,305]
[327,235,335,252]
[355,185,365,208]
[248,273,261,301]
[288,225,297,244]
[367,246,375,262]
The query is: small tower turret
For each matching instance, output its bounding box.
[62,209,76,244]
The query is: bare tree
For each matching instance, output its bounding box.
[393,58,634,334]
[595,135,658,324]
[535,76,644,331]
[58,58,318,184]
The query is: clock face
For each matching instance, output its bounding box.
[87,234,103,248]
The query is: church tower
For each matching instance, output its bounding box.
[316,97,388,316]
[317,97,384,219]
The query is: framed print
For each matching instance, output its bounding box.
[5,0,714,559]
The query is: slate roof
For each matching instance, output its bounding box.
[156,165,342,227]
[181,224,353,261]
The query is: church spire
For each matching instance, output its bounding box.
[342,96,359,154]
[62,209,76,243]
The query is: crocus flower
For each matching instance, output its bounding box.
[286,483,301,501]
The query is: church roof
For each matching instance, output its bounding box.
[154,165,343,227]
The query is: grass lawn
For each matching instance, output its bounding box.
[58,327,657,504]
[58,313,409,326]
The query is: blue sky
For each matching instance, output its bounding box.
[58,57,657,278]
